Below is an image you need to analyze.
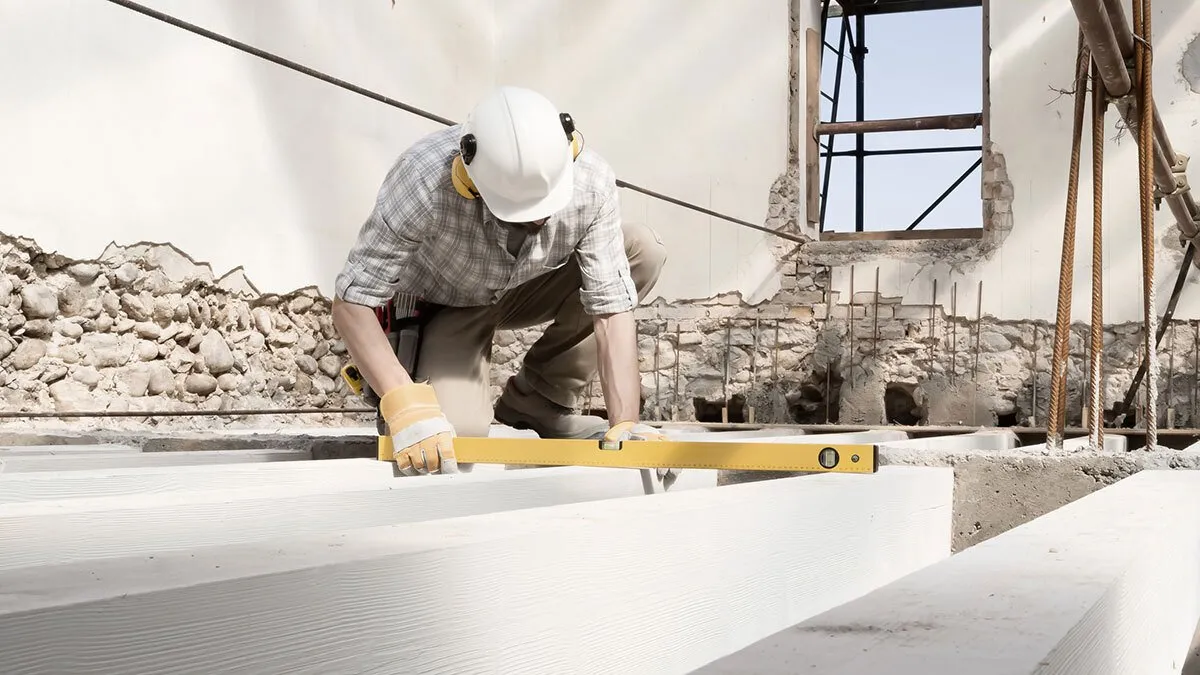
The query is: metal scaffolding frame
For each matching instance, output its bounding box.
[816,0,985,234]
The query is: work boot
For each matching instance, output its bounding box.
[493,376,608,439]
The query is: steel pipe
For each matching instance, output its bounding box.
[1101,0,1136,57]
[1073,0,1200,241]
[815,113,982,136]
[1069,0,1132,96]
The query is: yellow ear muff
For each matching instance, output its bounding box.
[569,130,584,160]
[451,155,478,199]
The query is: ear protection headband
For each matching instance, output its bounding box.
[451,112,584,200]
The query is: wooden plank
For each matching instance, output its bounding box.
[0,458,393,504]
[697,470,1200,674]
[0,448,310,473]
[0,466,952,674]
[805,26,821,224]
[0,465,719,571]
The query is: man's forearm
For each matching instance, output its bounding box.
[593,310,641,425]
[331,297,413,394]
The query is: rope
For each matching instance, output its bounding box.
[1135,0,1159,449]
[99,0,806,246]
[1046,32,1090,452]
[1088,60,1106,450]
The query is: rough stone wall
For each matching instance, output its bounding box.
[0,234,369,431]
[493,265,1196,430]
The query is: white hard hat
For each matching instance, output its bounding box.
[459,86,576,222]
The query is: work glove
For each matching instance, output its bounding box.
[379,383,459,477]
[601,421,682,490]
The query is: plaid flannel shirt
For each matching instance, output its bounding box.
[334,125,638,316]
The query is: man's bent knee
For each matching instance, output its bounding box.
[621,222,668,292]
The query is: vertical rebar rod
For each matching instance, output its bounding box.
[871,267,880,362]
[951,282,958,385]
[749,314,759,424]
[848,265,855,389]
[1192,320,1198,427]
[1032,325,1040,426]
[928,279,938,377]
[1088,59,1106,449]
[673,323,681,421]
[722,318,731,422]
[654,328,661,421]
[1168,321,1176,428]
[773,320,780,382]
[973,280,983,425]
[1047,32,1090,451]
[1134,0,1159,449]
[751,315,760,390]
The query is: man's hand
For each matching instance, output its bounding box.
[602,421,681,490]
[379,383,459,476]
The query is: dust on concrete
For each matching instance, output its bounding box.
[880,448,1200,552]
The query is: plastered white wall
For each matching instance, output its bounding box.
[822,0,1200,324]
[0,0,789,305]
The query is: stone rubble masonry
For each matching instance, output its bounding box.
[0,234,368,432]
[0,149,1181,431]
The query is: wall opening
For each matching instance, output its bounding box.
[693,394,750,424]
[789,370,842,424]
[812,0,986,241]
[884,382,926,425]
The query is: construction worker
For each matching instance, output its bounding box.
[332,86,673,479]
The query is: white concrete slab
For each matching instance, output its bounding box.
[0,464,719,571]
[1018,434,1127,453]
[0,448,310,473]
[0,466,952,675]
[696,470,1200,674]
[0,444,141,455]
[0,458,392,504]
[878,430,1020,452]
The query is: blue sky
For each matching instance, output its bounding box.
[819,6,984,232]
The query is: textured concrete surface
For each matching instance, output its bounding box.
[0,466,952,675]
[880,445,1200,551]
[697,470,1200,674]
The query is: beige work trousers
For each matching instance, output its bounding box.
[414,221,668,438]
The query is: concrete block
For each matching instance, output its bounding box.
[0,464,719,571]
[0,458,394,504]
[0,448,310,473]
[697,470,1200,674]
[0,466,953,674]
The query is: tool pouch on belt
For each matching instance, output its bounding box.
[361,294,440,434]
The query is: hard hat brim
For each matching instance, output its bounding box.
[475,158,576,223]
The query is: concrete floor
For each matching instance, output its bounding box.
[3,423,1199,673]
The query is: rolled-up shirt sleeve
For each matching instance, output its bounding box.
[334,155,432,308]
[575,190,638,316]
